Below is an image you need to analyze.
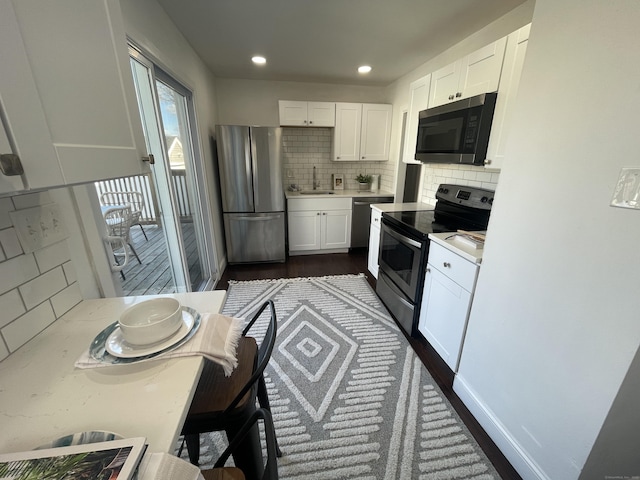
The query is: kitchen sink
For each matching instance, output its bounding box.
[299,191,335,195]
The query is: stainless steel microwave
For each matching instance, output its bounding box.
[415,92,497,165]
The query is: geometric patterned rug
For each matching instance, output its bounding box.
[179,274,500,479]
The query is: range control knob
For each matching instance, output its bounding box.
[481,196,488,203]
[443,188,449,194]
[488,197,494,205]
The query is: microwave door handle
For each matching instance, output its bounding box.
[383,223,422,249]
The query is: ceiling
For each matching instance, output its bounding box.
[156,0,527,86]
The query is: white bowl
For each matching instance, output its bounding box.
[119,298,182,346]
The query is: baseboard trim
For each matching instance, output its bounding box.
[453,374,550,480]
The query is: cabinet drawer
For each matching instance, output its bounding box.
[427,242,478,291]
[288,197,351,212]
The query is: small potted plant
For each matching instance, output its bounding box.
[355,173,372,191]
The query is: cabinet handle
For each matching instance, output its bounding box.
[142,153,155,165]
[322,212,327,215]
[309,121,313,124]
[448,95,454,100]
[0,154,24,176]
[361,156,365,160]
[443,262,451,268]
[336,156,341,160]
[426,267,431,273]
[317,212,321,215]
[456,92,462,98]
[484,159,492,166]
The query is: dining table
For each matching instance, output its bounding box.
[0,291,227,457]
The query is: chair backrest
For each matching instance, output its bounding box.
[104,205,135,240]
[101,191,144,221]
[212,408,279,480]
[223,300,277,415]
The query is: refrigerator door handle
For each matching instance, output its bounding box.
[233,215,281,221]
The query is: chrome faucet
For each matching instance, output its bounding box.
[313,166,318,190]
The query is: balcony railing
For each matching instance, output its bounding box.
[95,170,193,223]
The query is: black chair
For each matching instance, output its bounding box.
[180,300,281,479]
[201,408,279,480]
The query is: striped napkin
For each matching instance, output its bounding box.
[74,313,244,376]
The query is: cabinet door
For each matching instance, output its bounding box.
[457,37,507,101]
[333,103,362,161]
[360,104,392,161]
[368,223,381,278]
[279,100,308,126]
[288,210,321,251]
[307,102,335,127]
[485,25,530,170]
[403,75,431,164]
[428,60,462,108]
[321,209,351,249]
[418,265,472,371]
[7,0,147,188]
[0,0,62,191]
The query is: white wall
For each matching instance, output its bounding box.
[384,0,534,203]
[453,1,640,479]
[119,0,226,279]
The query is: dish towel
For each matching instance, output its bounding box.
[74,313,244,376]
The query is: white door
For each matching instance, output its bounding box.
[128,48,215,292]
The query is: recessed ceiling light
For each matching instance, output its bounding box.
[358,65,372,74]
[252,56,267,65]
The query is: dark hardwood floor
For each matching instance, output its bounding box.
[216,250,521,480]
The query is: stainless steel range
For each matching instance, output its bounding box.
[376,184,494,337]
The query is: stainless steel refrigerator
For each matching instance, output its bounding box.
[215,125,285,264]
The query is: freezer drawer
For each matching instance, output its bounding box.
[224,213,285,263]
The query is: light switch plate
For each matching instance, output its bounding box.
[611,168,640,209]
[9,203,68,253]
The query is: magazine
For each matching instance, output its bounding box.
[0,437,146,480]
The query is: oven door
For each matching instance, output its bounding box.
[378,220,424,302]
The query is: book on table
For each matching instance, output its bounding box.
[0,437,147,480]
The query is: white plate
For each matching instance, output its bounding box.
[106,309,195,358]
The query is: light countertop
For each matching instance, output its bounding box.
[371,201,434,212]
[0,291,226,454]
[285,189,394,199]
[429,232,485,264]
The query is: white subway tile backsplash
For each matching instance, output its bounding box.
[0,192,81,361]
[0,228,23,259]
[0,198,13,229]
[19,267,67,310]
[0,254,39,296]
[63,261,77,284]
[51,283,82,318]
[0,290,26,329]
[11,191,52,210]
[35,240,71,273]
[2,302,56,353]
[0,339,8,361]
[419,164,499,204]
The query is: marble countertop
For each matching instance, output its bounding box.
[428,231,485,264]
[285,189,394,199]
[0,291,226,455]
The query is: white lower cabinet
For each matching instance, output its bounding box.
[418,242,479,371]
[367,207,383,278]
[288,197,351,254]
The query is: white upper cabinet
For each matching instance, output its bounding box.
[333,103,392,162]
[278,100,336,127]
[429,37,507,108]
[402,74,431,164]
[0,0,147,193]
[485,24,531,170]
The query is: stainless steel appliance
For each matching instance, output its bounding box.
[215,125,285,264]
[377,184,493,337]
[415,93,497,165]
[351,196,393,248]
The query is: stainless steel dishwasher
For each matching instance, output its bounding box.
[351,196,393,248]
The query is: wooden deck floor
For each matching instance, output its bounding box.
[119,222,203,296]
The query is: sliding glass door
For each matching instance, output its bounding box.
[128,47,214,292]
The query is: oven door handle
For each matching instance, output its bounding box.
[382,223,422,249]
